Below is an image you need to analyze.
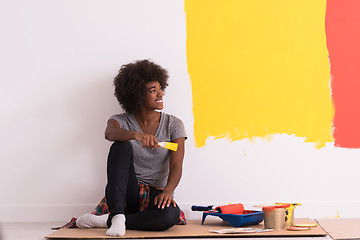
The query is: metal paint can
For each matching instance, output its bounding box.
[262,204,290,230]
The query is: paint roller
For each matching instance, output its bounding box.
[192,203,245,214]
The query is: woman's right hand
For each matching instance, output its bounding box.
[134,132,159,149]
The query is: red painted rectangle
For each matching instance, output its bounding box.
[326,0,360,148]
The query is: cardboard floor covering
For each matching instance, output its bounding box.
[46,218,327,239]
[316,218,360,240]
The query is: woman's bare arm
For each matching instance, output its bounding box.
[154,137,185,208]
[105,119,159,148]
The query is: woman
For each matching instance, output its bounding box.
[76,59,186,237]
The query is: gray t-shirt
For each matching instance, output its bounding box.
[110,112,187,189]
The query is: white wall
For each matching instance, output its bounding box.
[1,0,360,222]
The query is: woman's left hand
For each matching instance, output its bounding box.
[154,190,176,209]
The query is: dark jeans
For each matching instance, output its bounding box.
[105,141,180,231]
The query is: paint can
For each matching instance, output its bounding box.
[275,202,301,227]
[286,204,295,226]
[262,204,290,230]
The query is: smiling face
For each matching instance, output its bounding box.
[143,81,164,111]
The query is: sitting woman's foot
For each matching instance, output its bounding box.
[76,213,108,228]
[106,214,126,236]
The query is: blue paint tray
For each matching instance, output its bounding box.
[202,210,264,227]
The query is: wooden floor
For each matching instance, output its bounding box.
[1,222,333,240]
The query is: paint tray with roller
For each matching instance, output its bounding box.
[193,204,264,227]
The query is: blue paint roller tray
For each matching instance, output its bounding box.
[202,210,264,227]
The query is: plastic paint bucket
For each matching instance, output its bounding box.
[275,203,300,227]
[286,204,295,226]
[262,204,290,230]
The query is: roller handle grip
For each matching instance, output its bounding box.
[191,205,214,211]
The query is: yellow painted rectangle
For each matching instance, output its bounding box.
[185,0,334,148]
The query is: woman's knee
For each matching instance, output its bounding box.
[106,141,134,181]
[110,141,132,153]
[156,205,180,230]
[108,141,133,162]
